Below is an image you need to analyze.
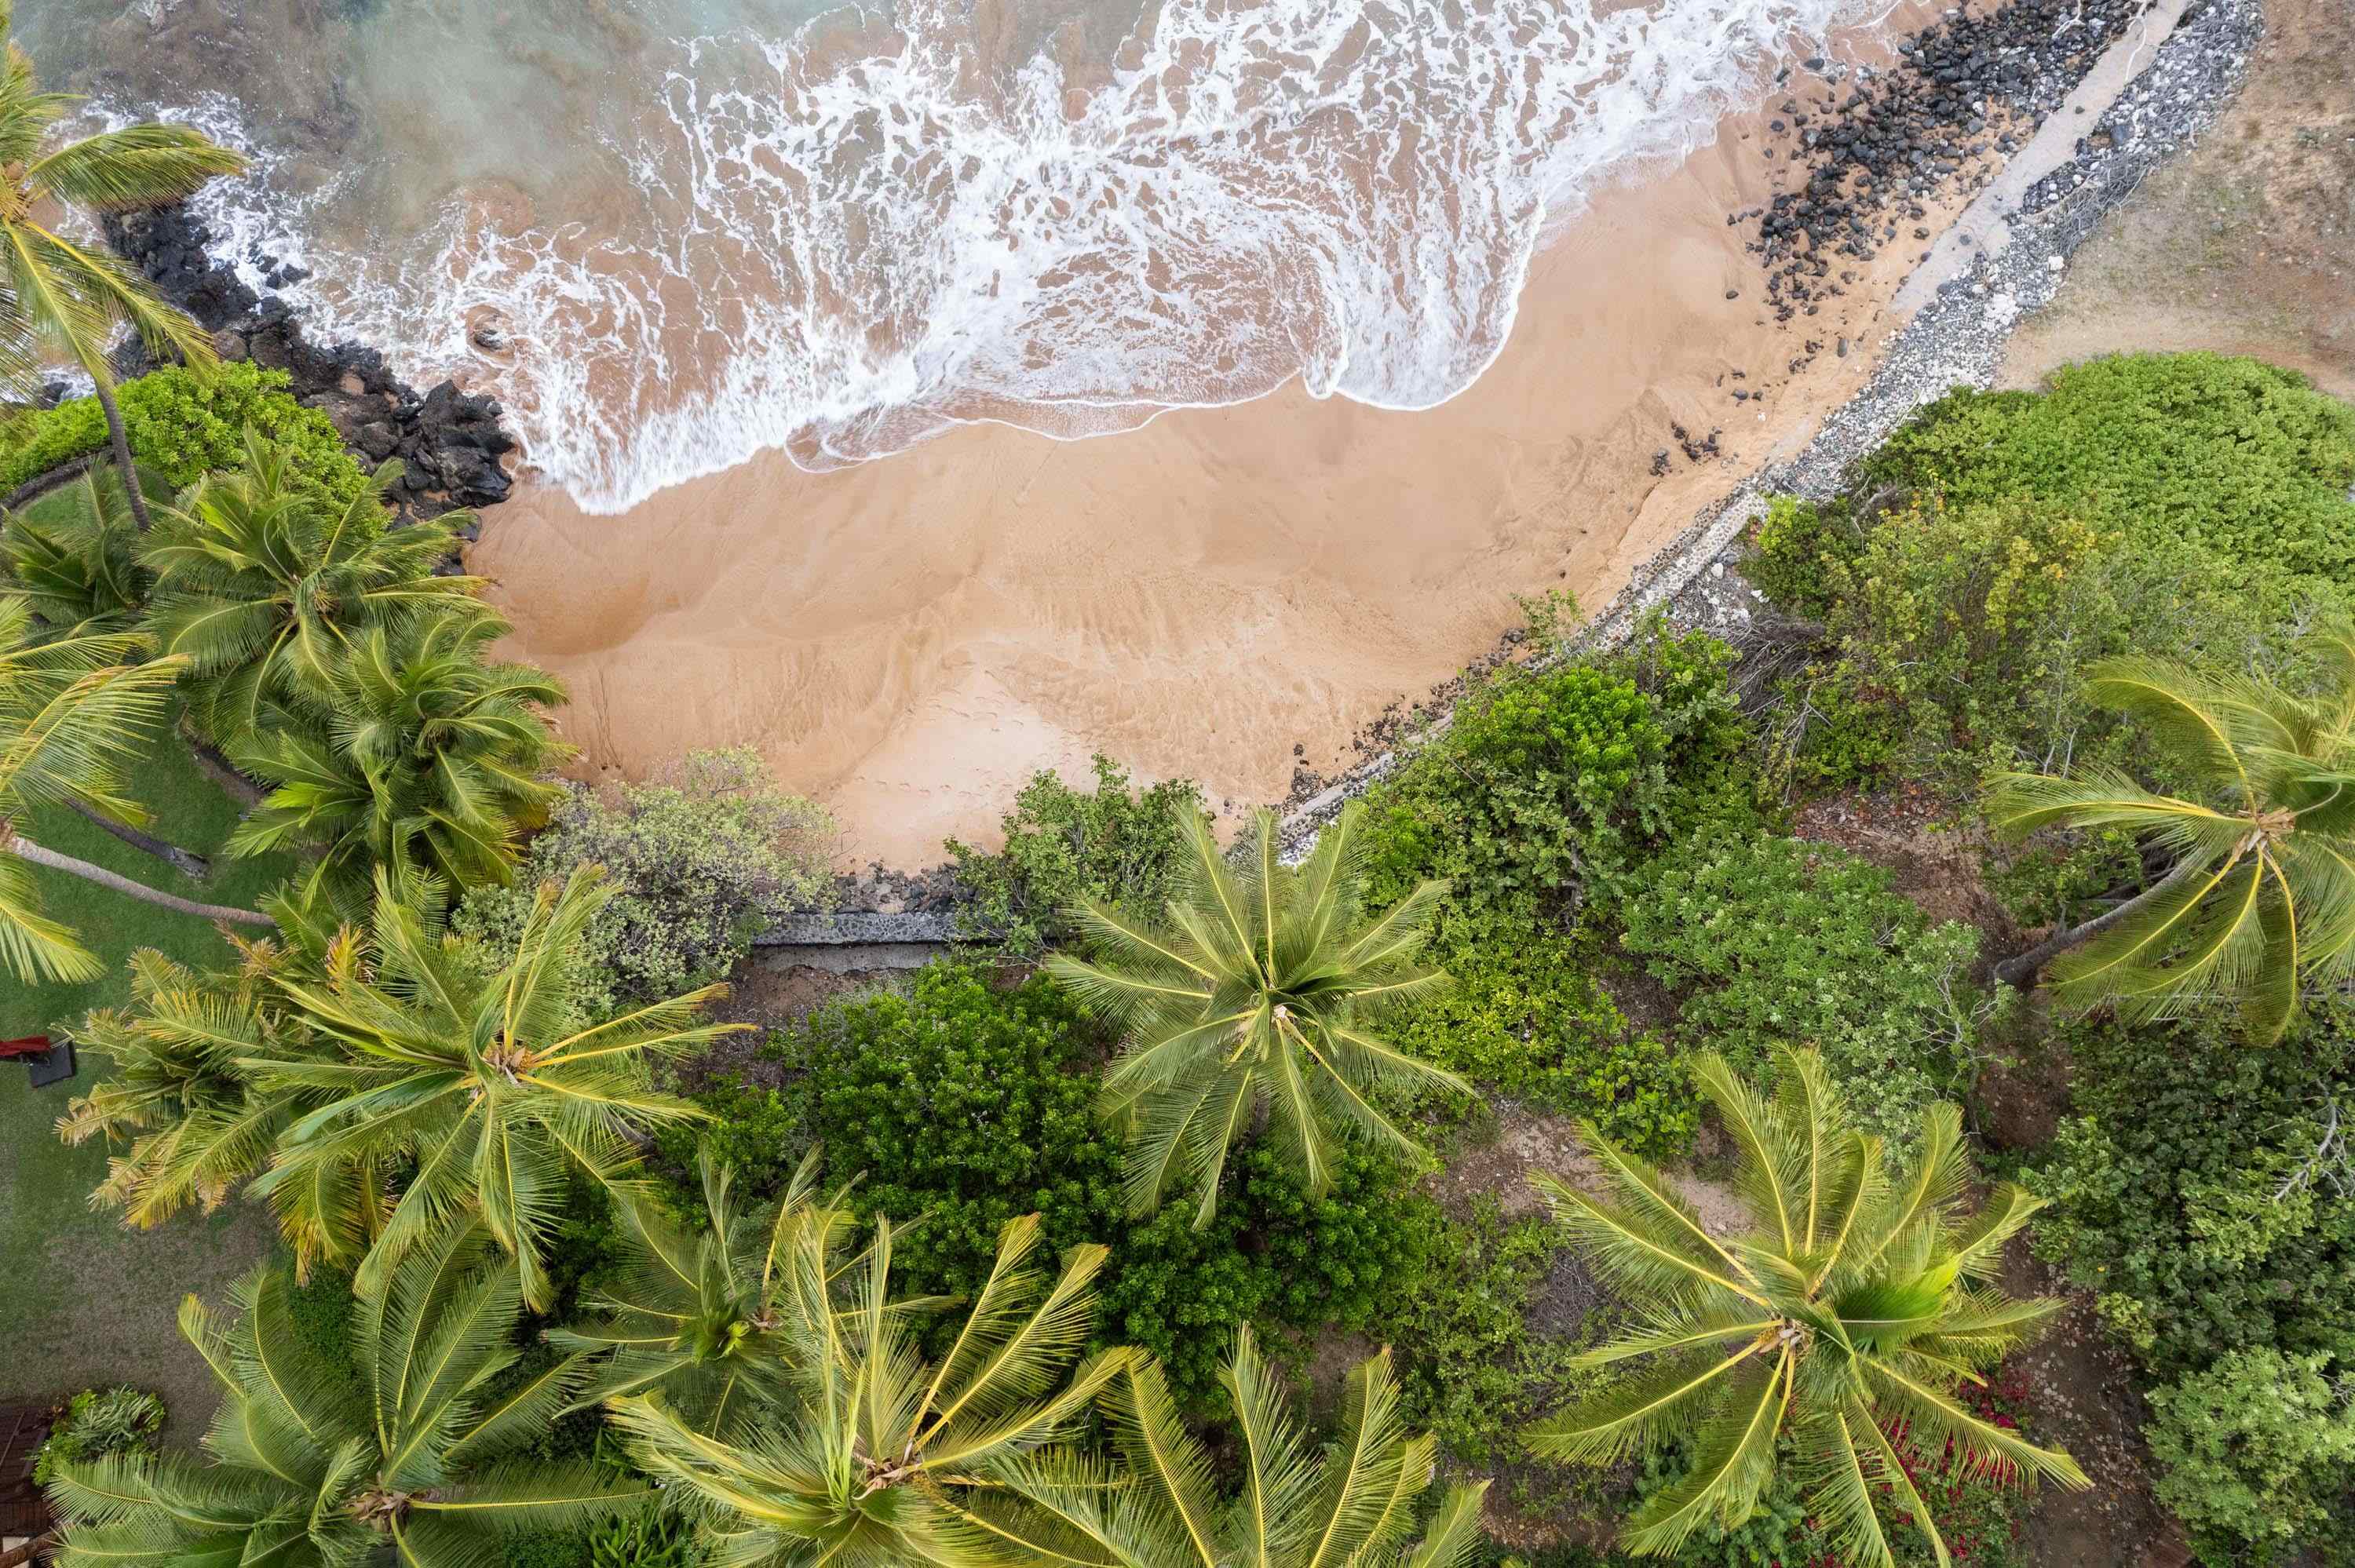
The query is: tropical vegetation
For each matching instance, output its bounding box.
[0,0,246,530]
[1984,630,2355,1041]
[1526,1047,2088,1564]
[1048,800,1465,1224]
[2,100,2350,1568]
[46,1223,648,1568]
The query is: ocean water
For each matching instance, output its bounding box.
[26,0,1892,512]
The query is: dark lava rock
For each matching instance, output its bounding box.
[104,204,520,522]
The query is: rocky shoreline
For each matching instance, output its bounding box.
[85,0,2262,907]
[1276,0,2256,853]
[104,206,519,529]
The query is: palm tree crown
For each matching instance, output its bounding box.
[46,1223,649,1568]
[142,427,487,742]
[57,920,330,1229]
[1084,1326,1489,1568]
[551,1147,851,1439]
[1047,800,1463,1225]
[242,864,743,1305]
[0,464,153,637]
[228,611,571,894]
[1986,629,2355,1041]
[608,1210,1137,1568]
[0,3,246,527]
[1525,1048,2087,1566]
[0,593,190,979]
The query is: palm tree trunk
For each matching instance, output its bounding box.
[93,378,155,532]
[64,799,212,880]
[6,829,271,925]
[1992,857,2203,989]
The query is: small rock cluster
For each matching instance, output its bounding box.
[104,205,517,527]
[1744,0,2145,323]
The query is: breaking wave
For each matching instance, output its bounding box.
[162,0,1889,512]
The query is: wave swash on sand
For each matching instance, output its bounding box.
[165,0,1893,513]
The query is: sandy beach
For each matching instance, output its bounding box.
[470,42,1964,868]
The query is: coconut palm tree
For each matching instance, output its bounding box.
[0,2,247,531]
[45,1222,649,1568]
[550,1147,893,1439]
[1047,800,1462,1226]
[1985,629,2355,1042]
[1525,1048,2087,1566]
[1083,1326,1490,1568]
[1,594,269,981]
[244,862,743,1307]
[227,611,571,896]
[607,1211,1137,1568]
[0,462,153,637]
[57,928,334,1232]
[143,426,487,743]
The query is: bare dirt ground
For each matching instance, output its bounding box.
[2004,0,2355,397]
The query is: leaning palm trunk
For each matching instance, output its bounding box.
[1984,627,2355,1041]
[91,379,152,532]
[64,797,210,878]
[5,826,265,923]
[1990,856,2204,989]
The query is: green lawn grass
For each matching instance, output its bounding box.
[0,716,291,1433]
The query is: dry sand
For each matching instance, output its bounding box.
[472,49,1963,869]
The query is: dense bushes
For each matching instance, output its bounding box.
[687,960,1435,1406]
[1749,355,2355,798]
[1861,353,2355,586]
[456,749,834,1019]
[2145,1347,2355,1566]
[31,1386,164,1486]
[2028,1006,2355,1380]
[1104,1147,1437,1403]
[1619,831,1984,1142]
[0,363,373,509]
[1344,618,1752,1156]
[945,753,1205,954]
[1385,935,1693,1157]
[1389,1199,1587,1466]
[738,961,1119,1296]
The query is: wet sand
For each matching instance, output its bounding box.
[472,63,1957,868]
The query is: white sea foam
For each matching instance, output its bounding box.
[161,0,1892,512]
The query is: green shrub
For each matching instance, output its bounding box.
[1749,356,2355,800]
[743,961,1119,1300]
[1386,935,1694,1158]
[1746,492,1865,621]
[1390,1199,1589,1466]
[1102,1147,1437,1406]
[1619,831,1983,1142]
[1362,616,1754,953]
[944,752,1205,955]
[692,961,1434,1407]
[2028,1005,2355,1380]
[2146,1348,2355,1566]
[0,363,372,511]
[456,749,834,1020]
[1862,353,2355,587]
[31,1385,165,1486]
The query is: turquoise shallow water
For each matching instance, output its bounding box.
[21,0,1891,510]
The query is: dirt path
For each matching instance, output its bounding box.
[2004,0,2355,396]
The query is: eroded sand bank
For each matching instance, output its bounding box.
[471,74,1953,867]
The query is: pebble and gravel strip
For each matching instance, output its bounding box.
[1272,0,2260,856]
